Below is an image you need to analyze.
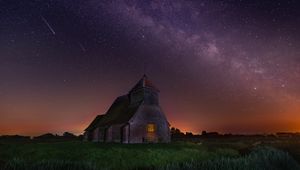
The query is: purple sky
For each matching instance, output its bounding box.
[0,0,300,135]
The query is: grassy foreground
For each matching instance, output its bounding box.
[0,141,299,170]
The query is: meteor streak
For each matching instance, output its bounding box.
[41,15,56,35]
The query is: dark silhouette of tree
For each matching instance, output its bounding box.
[171,127,185,138]
[33,133,58,140]
[0,135,30,141]
[185,132,194,138]
[63,132,77,139]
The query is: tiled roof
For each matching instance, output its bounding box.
[84,115,105,131]
[85,95,142,131]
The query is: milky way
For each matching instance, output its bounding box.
[0,0,300,135]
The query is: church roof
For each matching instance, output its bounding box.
[130,74,159,93]
[85,75,158,131]
[85,95,142,131]
[84,115,105,131]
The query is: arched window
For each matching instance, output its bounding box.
[147,123,155,133]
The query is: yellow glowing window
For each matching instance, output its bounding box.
[147,123,155,132]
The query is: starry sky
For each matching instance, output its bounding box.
[1,0,300,136]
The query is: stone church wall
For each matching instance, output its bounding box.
[128,103,170,143]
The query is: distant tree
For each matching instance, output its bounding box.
[0,135,30,141]
[63,132,77,139]
[185,132,194,137]
[33,133,58,140]
[170,127,185,138]
[170,127,177,134]
[201,131,219,138]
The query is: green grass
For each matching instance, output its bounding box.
[0,140,299,170]
[163,147,300,170]
[0,141,237,170]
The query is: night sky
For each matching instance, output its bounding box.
[1,0,300,136]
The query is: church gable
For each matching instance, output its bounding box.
[128,104,170,143]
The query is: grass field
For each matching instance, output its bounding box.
[0,139,300,170]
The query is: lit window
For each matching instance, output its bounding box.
[147,123,155,133]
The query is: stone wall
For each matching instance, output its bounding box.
[128,103,170,143]
[92,127,100,142]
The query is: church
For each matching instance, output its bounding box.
[84,75,171,143]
